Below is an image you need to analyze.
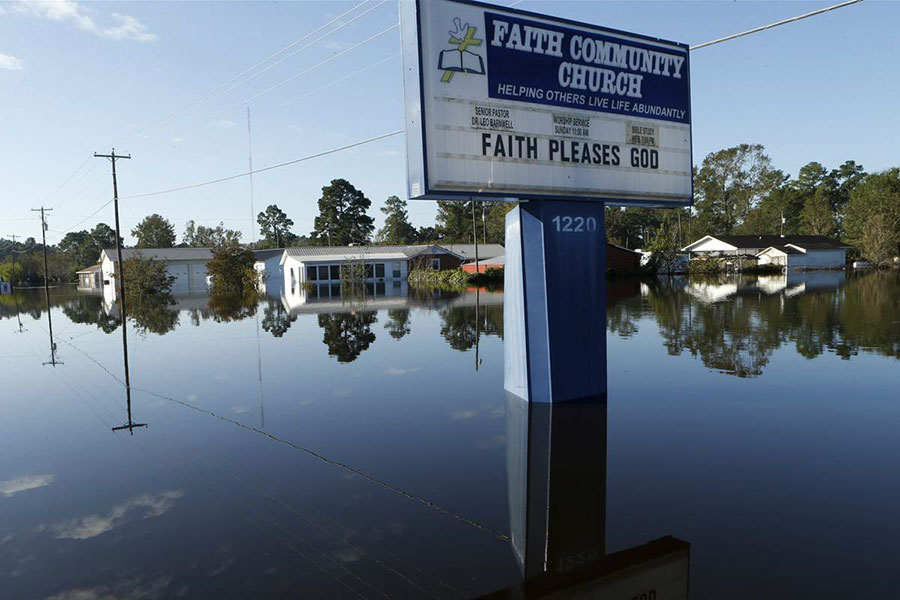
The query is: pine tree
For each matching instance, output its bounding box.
[377,196,417,244]
[311,179,374,246]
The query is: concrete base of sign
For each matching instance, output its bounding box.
[504,200,607,404]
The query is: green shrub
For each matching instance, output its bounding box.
[207,244,257,293]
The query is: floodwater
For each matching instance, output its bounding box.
[1,271,898,599]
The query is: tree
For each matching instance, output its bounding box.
[739,185,803,236]
[435,201,472,243]
[693,144,781,235]
[132,214,176,248]
[58,231,95,269]
[257,204,296,248]
[859,213,898,267]
[90,223,121,251]
[123,253,176,297]
[843,169,900,257]
[800,188,837,237]
[793,161,828,195]
[310,179,374,246]
[377,196,418,244]
[416,226,438,243]
[206,244,258,293]
[646,222,682,273]
[183,220,242,248]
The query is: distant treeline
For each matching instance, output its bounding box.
[4,145,898,284]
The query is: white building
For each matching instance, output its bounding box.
[755,242,847,270]
[253,249,286,296]
[100,247,213,295]
[280,245,463,287]
[682,235,847,269]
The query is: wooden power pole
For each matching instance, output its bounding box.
[94,149,145,434]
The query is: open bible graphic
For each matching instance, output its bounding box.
[439,47,485,74]
[439,18,485,82]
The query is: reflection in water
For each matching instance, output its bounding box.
[261,298,297,337]
[207,291,259,323]
[61,295,120,333]
[608,271,900,377]
[127,294,179,336]
[439,301,504,351]
[384,309,411,340]
[318,311,377,363]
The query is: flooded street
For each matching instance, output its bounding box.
[2,272,899,598]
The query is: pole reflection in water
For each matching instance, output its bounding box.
[111,295,146,435]
[42,288,61,367]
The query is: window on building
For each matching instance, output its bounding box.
[365,264,374,279]
[392,262,401,278]
[318,265,329,281]
[432,258,441,271]
[375,282,385,295]
[307,266,317,281]
[330,265,340,280]
[374,263,385,278]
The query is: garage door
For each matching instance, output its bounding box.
[168,264,190,294]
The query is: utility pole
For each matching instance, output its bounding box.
[471,200,480,274]
[95,149,144,434]
[481,202,486,244]
[31,208,59,363]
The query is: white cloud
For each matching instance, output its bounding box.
[384,367,421,376]
[0,474,54,497]
[172,137,184,145]
[451,409,477,420]
[12,1,158,43]
[229,406,250,414]
[47,490,183,540]
[0,53,25,71]
[215,119,236,129]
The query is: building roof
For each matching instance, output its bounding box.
[280,245,464,264]
[439,243,505,261]
[684,234,845,252]
[102,247,214,262]
[253,249,285,261]
[472,255,505,266]
[758,245,803,256]
[76,264,102,274]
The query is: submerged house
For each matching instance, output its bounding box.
[76,264,103,290]
[253,249,286,295]
[99,247,214,295]
[279,245,465,290]
[682,235,847,269]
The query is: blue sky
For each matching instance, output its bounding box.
[1,0,897,246]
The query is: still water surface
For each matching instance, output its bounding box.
[1,271,898,598]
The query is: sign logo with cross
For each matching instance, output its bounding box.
[438,17,485,83]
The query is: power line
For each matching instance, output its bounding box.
[119,130,402,200]
[38,1,379,210]
[281,52,399,107]
[111,0,379,147]
[185,23,398,132]
[690,0,863,50]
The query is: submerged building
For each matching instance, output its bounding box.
[682,235,847,269]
